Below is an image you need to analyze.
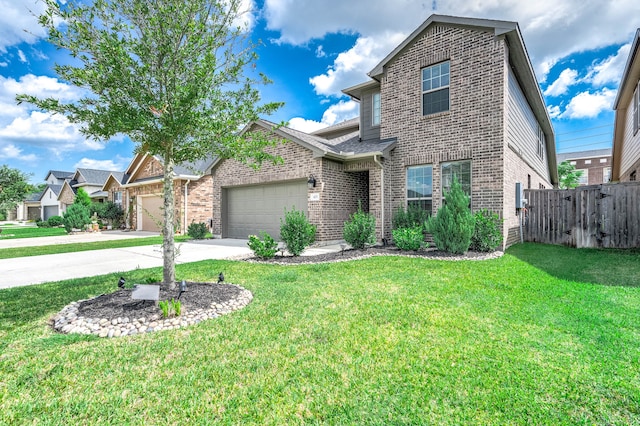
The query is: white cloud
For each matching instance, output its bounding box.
[547,105,562,119]
[315,45,326,58]
[309,34,404,97]
[585,43,631,87]
[74,157,127,171]
[263,0,640,83]
[0,0,48,52]
[543,68,578,97]
[17,49,27,63]
[0,143,38,162]
[560,88,617,119]
[289,100,358,133]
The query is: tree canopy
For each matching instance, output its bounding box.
[0,165,34,213]
[18,0,283,287]
[558,161,584,189]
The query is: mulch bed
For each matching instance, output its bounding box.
[77,283,242,319]
[245,246,502,264]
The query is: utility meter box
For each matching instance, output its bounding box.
[515,182,526,209]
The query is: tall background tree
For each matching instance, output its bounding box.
[18,0,283,288]
[0,165,34,218]
[558,161,584,189]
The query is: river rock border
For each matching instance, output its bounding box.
[51,284,253,338]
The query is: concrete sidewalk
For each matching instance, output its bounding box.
[0,230,160,249]
[0,239,253,289]
[0,235,345,289]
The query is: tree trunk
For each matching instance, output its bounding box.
[162,154,176,289]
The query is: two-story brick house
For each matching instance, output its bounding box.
[612,29,640,182]
[210,15,558,248]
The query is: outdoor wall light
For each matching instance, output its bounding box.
[307,175,316,189]
[180,280,187,292]
[118,276,126,289]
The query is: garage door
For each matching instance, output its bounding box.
[140,196,163,232]
[225,180,307,239]
[43,206,59,220]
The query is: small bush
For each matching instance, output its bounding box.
[426,176,474,254]
[36,219,50,228]
[470,209,503,252]
[247,232,278,259]
[280,207,316,256]
[63,203,91,233]
[187,222,208,239]
[392,226,426,251]
[46,215,64,227]
[343,203,376,249]
[393,204,430,230]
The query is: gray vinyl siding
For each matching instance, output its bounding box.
[360,88,381,142]
[621,96,640,175]
[506,68,550,182]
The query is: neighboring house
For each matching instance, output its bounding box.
[118,153,215,233]
[39,184,64,220]
[211,14,558,247]
[557,149,612,185]
[612,28,640,182]
[45,170,74,185]
[7,191,42,221]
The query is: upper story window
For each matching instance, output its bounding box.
[372,92,381,126]
[537,125,545,159]
[634,82,639,135]
[422,61,450,115]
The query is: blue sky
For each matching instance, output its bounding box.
[1,0,639,183]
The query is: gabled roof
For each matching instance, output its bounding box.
[612,29,640,181]
[73,168,118,187]
[365,13,557,185]
[101,172,130,192]
[122,152,216,187]
[38,184,63,200]
[311,117,360,138]
[45,170,74,181]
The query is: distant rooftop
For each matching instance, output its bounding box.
[556,148,612,163]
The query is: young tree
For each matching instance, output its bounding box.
[18,0,283,288]
[0,165,34,213]
[74,187,92,208]
[558,160,584,189]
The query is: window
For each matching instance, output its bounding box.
[585,159,592,165]
[600,158,607,163]
[578,169,589,185]
[603,167,611,183]
[372,92,381,126]
[631,171,637,181]
[537,125,545,159]
[406,165,433,215]
[634,83,639,135]
[422,61,450,115]
[441,160,471,198]
[114,191,122,206]
[570,161,577,165]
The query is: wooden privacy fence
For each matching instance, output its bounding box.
[523,182,640,248]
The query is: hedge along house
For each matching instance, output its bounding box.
[117,153,215,233]
[211,14,558,247]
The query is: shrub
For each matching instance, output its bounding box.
[470,209,503,252]
[46,215,64,227]
[74,188,92,208]
[392,226,426,251]
[393,204,430,230]
[36,219,50,228]
[280,207,316,256]
[63,203,91,233]
[187,222,208,239]
[343,203,376,249]
[426,176,474,254]
[247,232,278,259]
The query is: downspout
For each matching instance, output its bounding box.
[373,155,385,242]
[184,180,190,235]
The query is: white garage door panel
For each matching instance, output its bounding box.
[226,180,307,239]
[43,206,59,220]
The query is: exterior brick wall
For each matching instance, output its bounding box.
[58,184,75,211]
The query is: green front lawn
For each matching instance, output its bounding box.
[1,243,639,424]
[0,225,67,239]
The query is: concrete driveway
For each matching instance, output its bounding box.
[0,234,253,289]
